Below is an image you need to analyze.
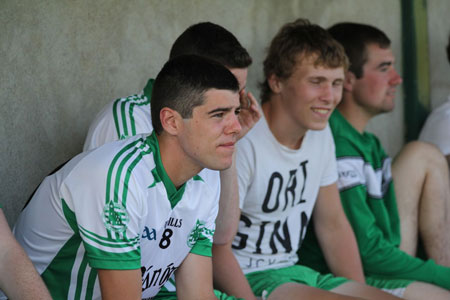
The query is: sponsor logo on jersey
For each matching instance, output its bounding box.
[164,217,182,228]
[141,262,177,292]
[102,200,130,233]
[142,226,157,241]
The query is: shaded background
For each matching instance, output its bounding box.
[1,0,449,225]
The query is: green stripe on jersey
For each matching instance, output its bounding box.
[147,132,187,209]
[105,138,152,239]
[74,254,89,299]
[42,200,82,299]
[112,94,151,139]
[112,78,154,140]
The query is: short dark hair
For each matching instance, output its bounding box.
[328,22,391,78]
[169,22,252,69]
[151,55,239,135]
[260,18,348,103]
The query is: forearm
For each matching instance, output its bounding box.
[317,219,365,283]
[0,210,51,300]
[214,153,240,245]
[340,187,450,288]
[176,254,218,300]
[212,243,256,300]
[0,245,51,300]
[314,184,365,283]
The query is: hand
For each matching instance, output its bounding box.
[237,90,261,140]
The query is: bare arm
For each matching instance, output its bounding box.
[176,253,217,300]
[212,242,256,300]
[97,269,141,300]
[213,155,256,300]
[0,209,52,300]
[313,183,365,283]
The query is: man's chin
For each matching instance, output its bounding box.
[205,158,233,171]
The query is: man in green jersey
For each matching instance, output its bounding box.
[14,55,244,299]
[84,23,260,299]
[299,22,450,299]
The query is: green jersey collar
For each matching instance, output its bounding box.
[147,131,186,209]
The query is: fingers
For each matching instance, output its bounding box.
[246,91,261,118]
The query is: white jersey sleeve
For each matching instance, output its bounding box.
[67,140,149,269]
[419,97,450,156]
[319,125,338,187]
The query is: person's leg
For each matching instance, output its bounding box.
[403,281,450,300]
[268,282,362,300]
[392,141,450,266]
[331,281,401,300]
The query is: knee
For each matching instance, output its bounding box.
[402,141,446,166]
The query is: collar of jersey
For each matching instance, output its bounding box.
[148,131,187,209]
[330,110,375,146]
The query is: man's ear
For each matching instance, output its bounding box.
[267,74,283,94]
[344,71,356,92]
[160,107,182,136]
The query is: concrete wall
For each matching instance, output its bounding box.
[0,0,407,225]
[427,0,450,109]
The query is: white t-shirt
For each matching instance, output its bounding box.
[419,96,450,156]
[14,133,219,299]
[232,116,338,274]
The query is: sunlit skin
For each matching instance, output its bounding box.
[178,89,242,172]
[350,44,403,119]
[265,55,345,149]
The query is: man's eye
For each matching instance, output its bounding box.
[213,113,224,118]
[235,108,241,115]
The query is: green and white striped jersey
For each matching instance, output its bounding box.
[84,79,154,152]
[14,132,219,299]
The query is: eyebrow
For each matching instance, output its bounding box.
[207,107,234,115]
[309,76,344,82]
[377,61,393,69]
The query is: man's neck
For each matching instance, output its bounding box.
[337,96,372,134]
[262,100,306,150]
[157,134,202,189]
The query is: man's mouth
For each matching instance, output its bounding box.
[311,107,331,116]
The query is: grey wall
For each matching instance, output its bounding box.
[0,0,416,225]
[428,0,450,109]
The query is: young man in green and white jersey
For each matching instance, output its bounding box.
[299,22,450,299]
[83,22,260,300]
[14,55,243,299]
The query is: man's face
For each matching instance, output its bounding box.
[276,55,345,133]
[178,89,241,171]
[351,44,403,116]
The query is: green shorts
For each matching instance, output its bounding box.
[153,289,242,299]
[245,265,349,298]
[366,276,414,298]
